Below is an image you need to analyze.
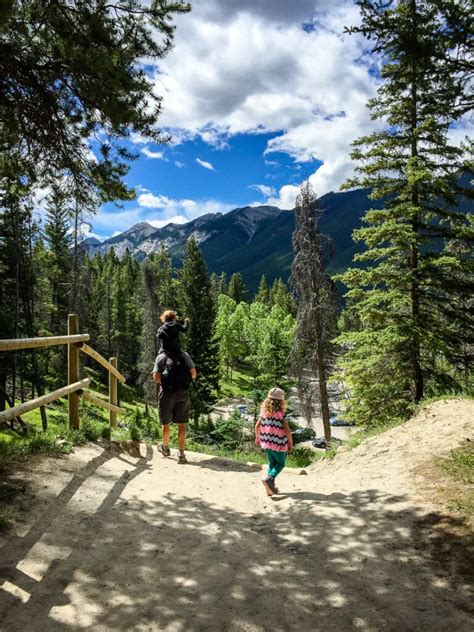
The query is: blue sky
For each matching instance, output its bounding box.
[82,0,381,240]
[95,133,322,238]
[82,1,471,241]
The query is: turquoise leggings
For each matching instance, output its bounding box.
[265,449,287,478]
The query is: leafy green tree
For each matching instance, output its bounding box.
[336,0,473,426]
[215,294,238,376]
[178,236,219,422]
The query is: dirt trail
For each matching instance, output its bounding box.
[0,399,472,631]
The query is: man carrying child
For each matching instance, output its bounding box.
[153,310,196,464]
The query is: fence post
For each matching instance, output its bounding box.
[68,314,80,429]
[109,357,118,427]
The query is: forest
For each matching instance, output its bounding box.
[0,0,473,461]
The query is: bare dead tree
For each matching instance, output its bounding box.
[290,181,338,443]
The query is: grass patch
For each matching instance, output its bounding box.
[435,441,474,519]
[219,366,259,398]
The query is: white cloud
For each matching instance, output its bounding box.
[250,184,276,197]
[147,1,376,194]
[148,215,189,229]
[136,191,235,220]
[80,223,104,242]
[196,158,216,171]
[141,147,165,159]
[175,160,185,168]
[266,184,300,210]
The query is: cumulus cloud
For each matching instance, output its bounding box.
[196,158,216,171]
[80,223,104,242]
[141,147,165,159]
[148,0,376,194]
[250,184,276,197]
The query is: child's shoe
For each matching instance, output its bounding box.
[267,477,279,494]
[262,476,274,496]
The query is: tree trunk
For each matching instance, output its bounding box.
[410,37,424,403]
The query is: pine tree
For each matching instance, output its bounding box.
[178,236,219,422]
[44,186,73,334]
[290,181,338,441]
[228,272,248,304]
[336,0,473,426]
[139,248,174,412]
[254,275,270,305]
[1,1,191,203]
[210,271,229,302]
[269,278,294,314]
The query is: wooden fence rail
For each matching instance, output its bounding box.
[0,334,90,352]
[0,313,126,429]
[81,390,126,415]
[0,379,90,424]
[80,344,126,383]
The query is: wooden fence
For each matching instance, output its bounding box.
[0,314,126,428]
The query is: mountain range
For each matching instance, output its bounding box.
[81,180,472,293]
[81,187,378,292]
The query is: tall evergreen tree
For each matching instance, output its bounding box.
[290,181,338,441]
[178,236,219,422]
[139,248,174,412]
[44,186,73,334]
[228,272,248,304]
[1,0,191,202]
[337,0,473,426]
[254,275,270,305]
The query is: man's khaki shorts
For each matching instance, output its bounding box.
[158,389,190,425]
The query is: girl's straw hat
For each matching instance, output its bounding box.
[268,387,285,401]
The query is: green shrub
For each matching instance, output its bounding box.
[81,416,105,442]
[210,411,243,449]
[287,446,317,468]
[125,407,160,442]
[129,423,141,443]
[101,425,111,440]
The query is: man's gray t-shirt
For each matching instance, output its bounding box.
[153,351,195,374]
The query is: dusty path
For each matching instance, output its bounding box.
[0,400,472,631]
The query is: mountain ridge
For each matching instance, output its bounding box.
[81,180,472,293]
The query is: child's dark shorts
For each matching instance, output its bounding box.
[158,389,190,425]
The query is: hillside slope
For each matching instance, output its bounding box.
[0,399,472,631]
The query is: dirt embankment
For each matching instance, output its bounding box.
[0,399,472,631]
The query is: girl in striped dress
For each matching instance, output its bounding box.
[255,387,293,496]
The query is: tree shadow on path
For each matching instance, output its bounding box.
[0,450,472,632]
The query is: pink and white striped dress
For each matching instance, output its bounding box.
[258,410,288,452]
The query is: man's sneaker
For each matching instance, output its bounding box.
[177,452,188,465]
[158,444,171,457]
